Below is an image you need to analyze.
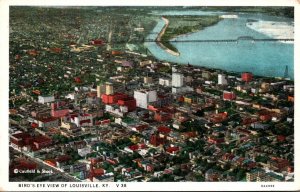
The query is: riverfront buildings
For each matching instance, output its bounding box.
[218,74,228,85]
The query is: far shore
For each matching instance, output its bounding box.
[246,20,294,44]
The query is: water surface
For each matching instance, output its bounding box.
[145,11,294,79]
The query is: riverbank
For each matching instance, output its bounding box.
[159,15,222,54]
[156,17,180,56]
[246,20,294,43]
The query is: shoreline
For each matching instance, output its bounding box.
[155,17,180,56]
[156,15,222,55]
[174,62,293,81]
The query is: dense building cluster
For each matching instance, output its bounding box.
[9,7,294,182]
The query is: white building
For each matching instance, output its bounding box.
[172,73,184,87]
[38,95,55,104]
[159,78,171,87]
[78,147,92,157]
[105,105,127,117]
[134,90,157,109]
[65,93,76,100]
[105,82,114,95]
[134,27,144,32]
[70,114,93,127]
[172,86,193,94]
[172,66,178,73]
[220,15,238,19]
[37,117,59,128]
[218,74,227,85]
[140,60,152,67]
[97,85,106,98]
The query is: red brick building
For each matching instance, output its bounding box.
[157,126,171,134]
[74,77,81,83]
[117,97,136,112]
[32,136,52,150]
[11,158,37,173]
[51,101,67,110]
[270,157,289,171]
[101,93,127,104]
[242,72,253,82]
[209,112,228,123]
[207,137,225,144]
[90,39,104,45]
[154,111,172,122]
[150,134,166,146]
[260,114,272,121]
[166,146,180,154]
[51,109,69,118]
[223,91,236,100]
[10,133,32,148]
[132,124,149,132]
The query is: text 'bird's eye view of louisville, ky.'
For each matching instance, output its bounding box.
[8,5,295,186]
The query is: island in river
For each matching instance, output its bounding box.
[158,15,222,54]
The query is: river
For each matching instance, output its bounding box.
[145,11,294,79]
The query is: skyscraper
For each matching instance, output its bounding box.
[172,73,184,87]
[105,82,114,95]
[134,90,157,109]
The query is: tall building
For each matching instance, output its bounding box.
[172,73,184,87]
[134,90,157,109]
[105,82,114,95]
[96,85,105,98]
[218,74,227,85]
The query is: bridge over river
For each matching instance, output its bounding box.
[144,36,294,43]
[120,36,294,44]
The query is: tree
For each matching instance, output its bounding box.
[173,168,184,176]
[102,162,110,170]
[195,173,205,181]
[255,155,269,163]
[161,174,174,181]
[236,169,246,181]
[147,148,157,156]
[132,151,141,159]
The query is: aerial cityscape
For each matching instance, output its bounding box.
[9,6,294,182]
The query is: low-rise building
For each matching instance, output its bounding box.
[38,95,55,104]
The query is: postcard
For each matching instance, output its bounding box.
[0,0,299,191]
